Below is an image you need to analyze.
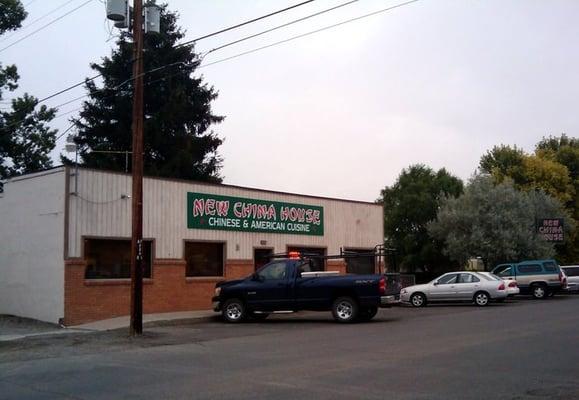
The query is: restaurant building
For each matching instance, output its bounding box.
[0,167,384,325]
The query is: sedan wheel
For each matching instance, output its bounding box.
[410,293,426,307]
[474,292,490,306]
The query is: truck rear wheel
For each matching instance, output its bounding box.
[332,297,359,323]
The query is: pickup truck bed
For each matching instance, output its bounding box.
[212,259,401,323]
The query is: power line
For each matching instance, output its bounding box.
[200,0,421,68]
[12,0,317,106]
[203,0,358,56]
[55,122,76,141]
[46,0,358,110]
[0,0,94,53]
[38,0,421,118]
[1,0,82,44]
[37,74,102,104]
[177,0,316,48]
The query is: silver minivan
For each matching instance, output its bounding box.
[561,265,579,293]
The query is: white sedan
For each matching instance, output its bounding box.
[477,271,519,297]
[401,271,508,307]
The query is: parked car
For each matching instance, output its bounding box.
[477,271,519,297]
[491,260,566,299]
[212,256,401,323]
[400,271,507,307]
[561,265,579,293]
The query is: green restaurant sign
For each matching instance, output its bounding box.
[187,192,324,236]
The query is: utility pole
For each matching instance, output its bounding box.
[129,0,145,336]
[105,0,160,336]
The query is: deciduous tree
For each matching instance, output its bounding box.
[428,175,573,269]
[378,165,463,274]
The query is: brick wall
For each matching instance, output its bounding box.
[64,258,354,326]
[64,258,255,326]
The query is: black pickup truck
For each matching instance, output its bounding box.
[212,258,401,323]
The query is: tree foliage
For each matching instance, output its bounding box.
[1,1,56,188]
[66,5,224,182]
[378,164,463,273]
[0,0,26,35]
[479,135,578,262]
[428,175,573,269]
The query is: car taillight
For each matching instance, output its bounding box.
[379,277,386,295]
[559,272,563,282]
[498,283,505,290]
[508,281,517,288]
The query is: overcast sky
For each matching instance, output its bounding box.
[1,0,578,201]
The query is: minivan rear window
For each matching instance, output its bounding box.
[517,264,542,274]
[563,267,579,277]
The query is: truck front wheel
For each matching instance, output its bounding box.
[222,298,246,323]
[332,297,359,323]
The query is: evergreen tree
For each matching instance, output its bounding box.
[66,5,224,182]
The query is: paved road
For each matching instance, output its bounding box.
[1,296,578,400]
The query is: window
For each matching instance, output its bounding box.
[288,246,326,271]
[437,274,458,284]
[257,261,287,280]
[458,273,480,283]
[84,238,152,279]
[254,248,273,271]
[185,242,224,277]
[543,262,557,272]
[562,267,579,277]
[517,264,542,274]
[495,266,513,277]
[297,262,312,275]
[344,248,376,275]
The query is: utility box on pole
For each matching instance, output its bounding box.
[144,2,161,34]
[106,0,128,21]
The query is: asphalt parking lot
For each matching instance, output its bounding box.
[1,295,578,400]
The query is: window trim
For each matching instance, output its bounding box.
[183,239,226,278]
[82,235,156,281]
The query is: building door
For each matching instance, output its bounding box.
[254,248,274,271]
[345,248,376,275]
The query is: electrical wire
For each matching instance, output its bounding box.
[0,0,82,43]
[47,0,355,110]
[6,0,317,106]
[36,0,421,121]
[55,122,76,141]
[200,0,420,68]
[176,0,316,48]
[0,0,94,53]
[203,0,358,56]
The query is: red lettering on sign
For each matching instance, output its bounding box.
[193,199,204,217]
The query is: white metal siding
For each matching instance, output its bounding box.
[0,168,66,323]
[67,169,383,260]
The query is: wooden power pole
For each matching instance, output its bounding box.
[129,0,145,336]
